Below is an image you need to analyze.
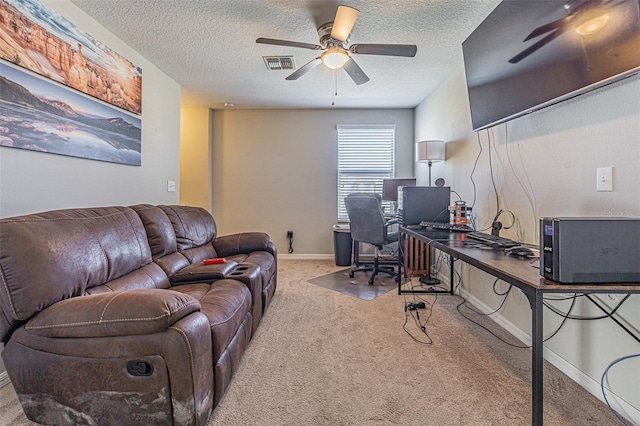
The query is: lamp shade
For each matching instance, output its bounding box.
[415,140,446,162]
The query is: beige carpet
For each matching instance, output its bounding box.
[0,259,621,425]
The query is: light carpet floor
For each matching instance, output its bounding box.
[0,259,621,425]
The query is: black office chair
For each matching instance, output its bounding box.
[344,192,399,285]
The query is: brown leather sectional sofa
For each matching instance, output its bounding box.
[0,204,277,425]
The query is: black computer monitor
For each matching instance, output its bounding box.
[401,186,451,225]
[382,178,416,201]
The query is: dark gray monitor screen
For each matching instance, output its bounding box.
[382,178,416,201]
[401,186,451,225]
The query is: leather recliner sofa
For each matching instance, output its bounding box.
[0,205,277,425]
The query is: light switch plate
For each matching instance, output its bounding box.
[167,180,176,192]
[596,167,612,192]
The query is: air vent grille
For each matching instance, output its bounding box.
[263,56,296,71]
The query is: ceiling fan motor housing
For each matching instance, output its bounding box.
[317,22,346,47]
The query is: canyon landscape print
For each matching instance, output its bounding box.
[0,0,142,115]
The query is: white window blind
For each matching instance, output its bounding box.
[337,124,395,221]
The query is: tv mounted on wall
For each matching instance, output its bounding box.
[462,0,640,131]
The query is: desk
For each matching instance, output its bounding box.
[398,226,640,426]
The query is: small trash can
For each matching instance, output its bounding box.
[333,224,353,267]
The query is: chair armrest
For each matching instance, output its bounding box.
[212,232,272,258]
[25,289,200,339]
[385,218,398,226]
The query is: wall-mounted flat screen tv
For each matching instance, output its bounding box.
[462,0,640,131]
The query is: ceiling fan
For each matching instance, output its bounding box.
[256,5,417,85]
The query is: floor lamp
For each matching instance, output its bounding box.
[415,140,446,186]
[415,140,447,285]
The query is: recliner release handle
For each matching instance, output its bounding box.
[127,360,154,376]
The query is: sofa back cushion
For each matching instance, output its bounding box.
[130,204,190,277]
[130,204,177,258]
[160,205,218,262]
[0,206,167,342]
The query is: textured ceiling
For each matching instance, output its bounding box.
[70,0,500,109]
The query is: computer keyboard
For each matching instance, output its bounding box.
[466,231,519,248]
[419,221,474,232]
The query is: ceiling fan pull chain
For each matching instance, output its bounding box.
[332,69,337,106]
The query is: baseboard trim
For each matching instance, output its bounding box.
[0,371,10,388]
[278,254,334,260]
[460,289,640,425]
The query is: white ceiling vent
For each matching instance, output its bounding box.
[263,56,296,71]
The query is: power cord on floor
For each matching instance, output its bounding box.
[401,284,436,345]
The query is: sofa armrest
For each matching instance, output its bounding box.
[212,232,272,258]
[170,260,238,284]
[25,289,200,339]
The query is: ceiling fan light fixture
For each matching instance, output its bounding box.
[576,13,609,35]
[322,47,349,69]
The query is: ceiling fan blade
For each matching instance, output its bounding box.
[523,18,568,41]
[508,30,563,64]
[330,5,360,42]
[256,37,322,50]
[350,44,417,57]
[343,57,369,85]
[286,57,322,80]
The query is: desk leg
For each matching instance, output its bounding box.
[449,256,455,295]
[532,290,544,426]
[397,230,404,294]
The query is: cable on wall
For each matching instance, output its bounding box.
[600,353,640,426]
[469,132,484,210]
[455,278,579,348]
[503,122,538,243]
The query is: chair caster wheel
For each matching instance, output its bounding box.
[349,272,355,278]
[368,278,374,286]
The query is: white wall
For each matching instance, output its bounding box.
[0,1,181,377]
[415,68,640,421]
[0,0,181,218]
[211,108,414,255]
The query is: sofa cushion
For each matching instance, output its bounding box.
[160,205,218,251]
[130,204,178,258]
[86,263,170,294]
[172,280,251,361]
[0,207,154,343]
[25,289,200,338]
[213,232,271,258]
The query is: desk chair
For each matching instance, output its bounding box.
[344,193,399,285]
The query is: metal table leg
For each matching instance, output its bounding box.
[532,290,544,425]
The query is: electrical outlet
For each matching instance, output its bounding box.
[287,231,293,239]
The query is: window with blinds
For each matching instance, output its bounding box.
[337,124,395,221]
